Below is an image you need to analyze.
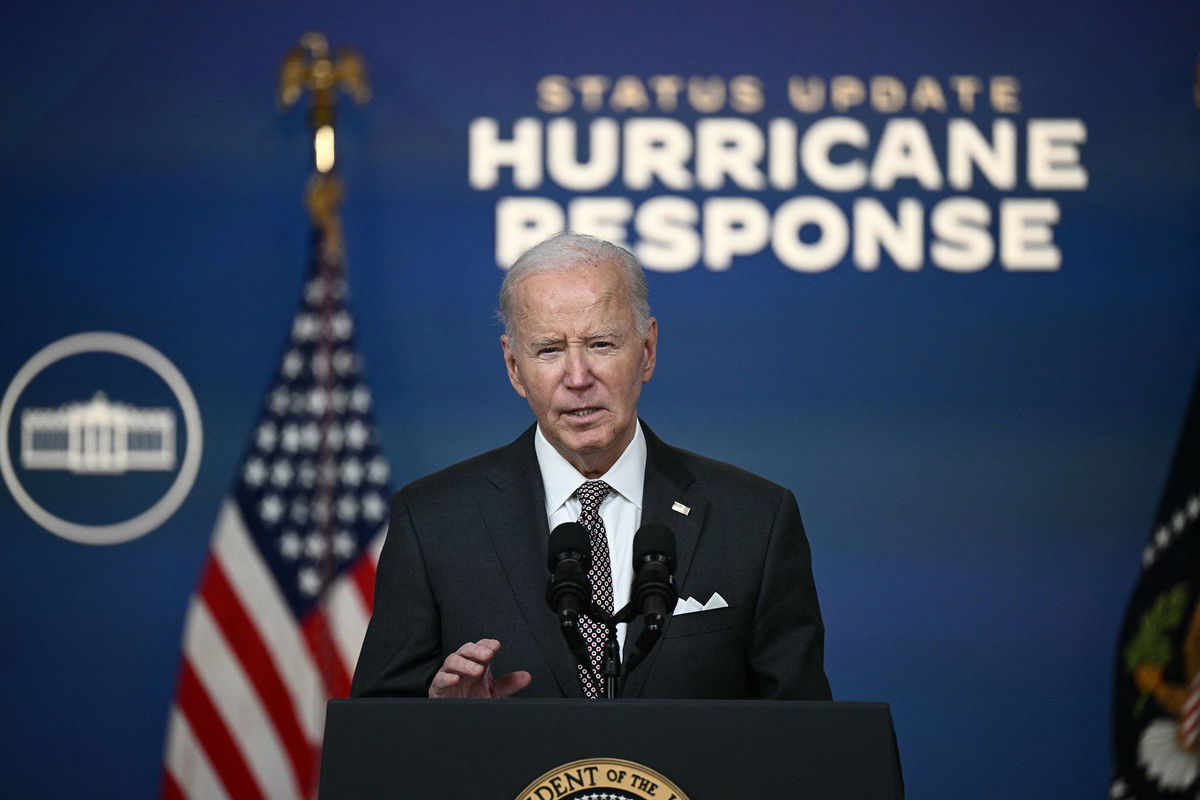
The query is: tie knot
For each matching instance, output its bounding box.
[576,480,611,512]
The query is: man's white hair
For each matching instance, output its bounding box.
[498,232,651,340]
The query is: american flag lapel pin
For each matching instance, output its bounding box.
[671,501,691,516]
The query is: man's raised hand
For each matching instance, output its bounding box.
[428,638,533,698]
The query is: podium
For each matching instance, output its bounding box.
[319,699,903,799]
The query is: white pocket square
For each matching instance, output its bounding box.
[673,592,729,616]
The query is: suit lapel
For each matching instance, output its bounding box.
[622,422,707,698]
[479,426,583,697]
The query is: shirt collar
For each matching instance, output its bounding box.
[534,421,646,515]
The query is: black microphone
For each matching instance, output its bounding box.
[630,523,678,631]
[545,522,591,625]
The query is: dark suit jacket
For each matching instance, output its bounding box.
[351,422,831,700]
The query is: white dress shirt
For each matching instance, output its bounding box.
[534,422,647,653]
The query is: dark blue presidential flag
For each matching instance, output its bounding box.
[1113,367,1200,798]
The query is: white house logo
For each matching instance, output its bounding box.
[1,332,203,545]
[22,392,176,474]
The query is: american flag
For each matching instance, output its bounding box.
[162,225,390,800]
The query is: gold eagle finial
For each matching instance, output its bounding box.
[278,33,369,258]
[277,32,371,171]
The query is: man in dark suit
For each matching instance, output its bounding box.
[351,233,830,700]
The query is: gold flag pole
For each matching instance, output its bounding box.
[277,32,371,259]
[275,36,374,727]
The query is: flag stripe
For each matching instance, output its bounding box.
[185,600,301,800]
[202,557,317,797]
[368,528,385,565]
[177,661,266,800]
[213,502,324,740]
[162,771,185,800]
[351,554,376,614]
[325,571,371,674]
[302,609,352,698]
[164,707,229,800]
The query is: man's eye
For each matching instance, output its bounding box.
[591,341,613,350]
[537,347,561,356]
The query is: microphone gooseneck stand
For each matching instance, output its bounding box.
[547,522,678,699]
[583,596,671,699]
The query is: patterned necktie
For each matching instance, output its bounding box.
[576,480,613,698]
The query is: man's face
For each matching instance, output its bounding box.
[502,260,657,478]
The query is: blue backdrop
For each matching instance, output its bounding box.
[3,1,1199,797]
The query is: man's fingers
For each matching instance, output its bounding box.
[465,639,501,661]
[492,670,532,698]
[442,652,487,677]
[428,671,461,697]
[451,639,499,665]
[429,639,522,699]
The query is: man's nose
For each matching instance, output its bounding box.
[562,346,594,388]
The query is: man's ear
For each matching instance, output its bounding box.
[640,318,658,383]
[501,335,528,398]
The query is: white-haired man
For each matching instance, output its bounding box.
[352,233,830,700]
